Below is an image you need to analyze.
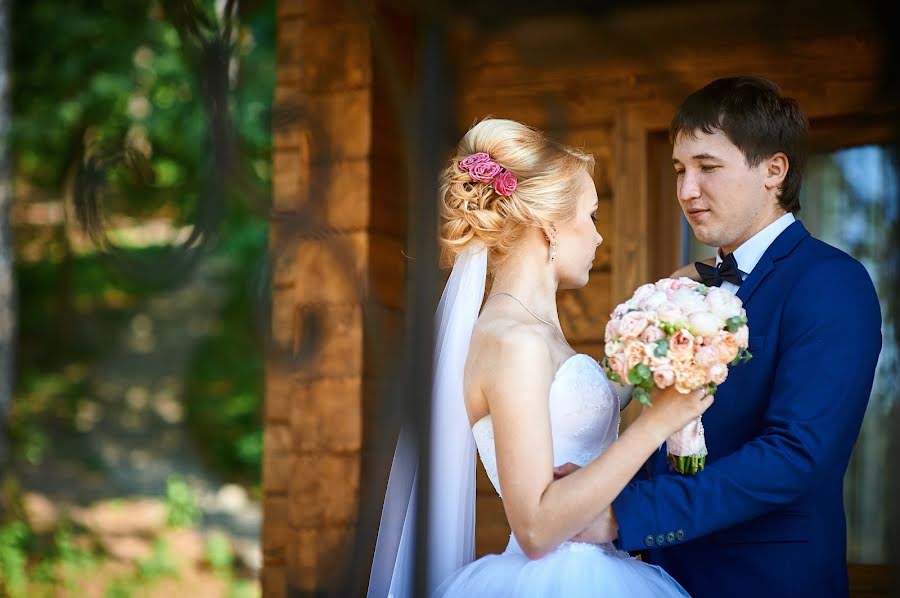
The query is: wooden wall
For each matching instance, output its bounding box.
[266,0,888,593]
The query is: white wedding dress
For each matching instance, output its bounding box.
[434,353,691,597]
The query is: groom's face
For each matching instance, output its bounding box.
[672,129,773,254]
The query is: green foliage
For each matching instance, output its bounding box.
[0,521,30,598]
[205,530,234,576]
[136,537,178,582]
[165,475,201,528]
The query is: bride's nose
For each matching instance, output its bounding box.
[596,232,603,247]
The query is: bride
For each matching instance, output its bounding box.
[368,118,710,597]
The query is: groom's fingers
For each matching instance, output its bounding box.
[553,462,581,479]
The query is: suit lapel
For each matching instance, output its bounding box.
[736,220,810,305]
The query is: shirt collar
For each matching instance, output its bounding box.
[716,212,796,278]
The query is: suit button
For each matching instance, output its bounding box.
[675,529,685,541]
[655,534,666,546]
[644,535,655,547]
[666,532,676,543]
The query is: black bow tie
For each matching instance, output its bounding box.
[695,253,743,287]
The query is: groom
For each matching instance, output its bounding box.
[574,77,882,598]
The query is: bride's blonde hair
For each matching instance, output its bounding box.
[439,117,594,267]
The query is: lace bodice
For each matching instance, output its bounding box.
[471,353,621,498]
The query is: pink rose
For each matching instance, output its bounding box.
[470,160,502,183]
[694,345,720,369]
[492,170,518,196]
[669,329,695,361]
[618,311,651,340]
[608,352,628,379]
[641,325,665,344]
[612,303,630,319]
[605,318,620,341]
[652,363,675,389]
[709,362,728,385]
[458,152,490,171]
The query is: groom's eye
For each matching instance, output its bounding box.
[701,165,719,172]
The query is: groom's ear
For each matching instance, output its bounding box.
[763,152,789,195]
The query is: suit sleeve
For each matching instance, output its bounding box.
[612,257,882,551]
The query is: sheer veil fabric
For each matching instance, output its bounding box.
[367,244,488,597]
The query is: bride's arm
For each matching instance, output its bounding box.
[486,330,711,560]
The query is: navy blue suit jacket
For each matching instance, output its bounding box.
[613,221,882,598]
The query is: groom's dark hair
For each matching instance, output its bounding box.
[670,76,809,213]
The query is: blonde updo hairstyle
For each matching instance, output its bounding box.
[439,118,595,268]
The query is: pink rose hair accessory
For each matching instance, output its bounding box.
[458,151,519,197]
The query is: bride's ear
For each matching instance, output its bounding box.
[541,223,557,246]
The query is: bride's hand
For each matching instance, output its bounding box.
[637,385,714,441]
[669,258,713,281]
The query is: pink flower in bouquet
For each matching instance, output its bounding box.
[688,311,725,337]
[618,311,651,340]
[604,318,620,341]
[608,352,628,379]
[669,329,695,361]
[652,363,676,389]
[710,334,741,363]
[641,325,666,344]
[470,160,503,183]
[709,362,729,385]
[694,345,720,369]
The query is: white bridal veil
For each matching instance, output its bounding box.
[367,243,487,597]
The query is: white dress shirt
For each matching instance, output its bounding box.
[714,212,796,295]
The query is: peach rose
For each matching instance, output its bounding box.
[673,361,707,394]
[710,334,740,363]
[694,345,720,369]
[709,362,729,385]
[624,342,647,370]
[669,329,695,361]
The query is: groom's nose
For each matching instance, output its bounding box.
[678,171,702,202]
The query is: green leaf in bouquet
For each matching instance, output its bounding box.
[600,356,609,368]
[730,354,742,366]
[633,386,652,407]
[627,367,643,386]
[706,383,717,396]
[742,349,753,363]
[606,371,622,383]
[654,339,669,357]
[635,363,652,381]
[725,316,745,333]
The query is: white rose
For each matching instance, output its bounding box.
[733,325,749,347]
[656,301,685,325]
[632,283,657,303]
[688,311,725,337]
[638,291,670,313]
[670,288,708,314]
[605,340,624,357]
[705,287,743,320]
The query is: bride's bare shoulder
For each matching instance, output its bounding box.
[469,317,552,378]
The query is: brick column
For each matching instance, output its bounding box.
[264,1,406,595]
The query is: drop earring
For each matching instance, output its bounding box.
[549,239,557,262]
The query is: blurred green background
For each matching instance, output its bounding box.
[2,1,275,595]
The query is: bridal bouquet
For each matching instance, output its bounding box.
[600,278,752,474]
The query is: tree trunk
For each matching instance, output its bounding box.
[0,0,15,466]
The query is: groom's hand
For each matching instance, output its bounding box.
[553,462,620,543]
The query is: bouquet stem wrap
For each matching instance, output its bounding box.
[666,416,708,474]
